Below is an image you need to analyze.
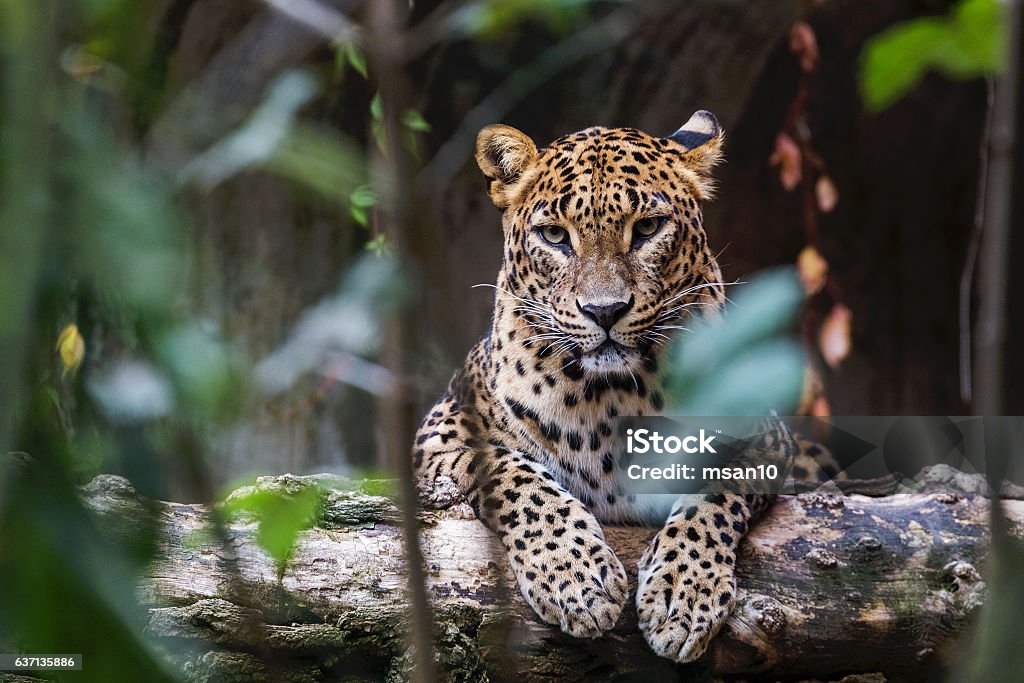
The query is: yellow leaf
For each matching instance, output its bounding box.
[819,304,852,369]
[56,323,85,377]
[797,245,829,296]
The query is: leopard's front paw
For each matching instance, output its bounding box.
[507,519,628,638]
[636,524,738,662]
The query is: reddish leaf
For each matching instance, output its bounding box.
[811,395,831,417]
[789,21,819,72]
[769,133,802,191]
[819,304,852,369]
[815,175,839,213]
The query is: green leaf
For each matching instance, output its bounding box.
[401,108,431,132]
[860,0,1006,113]
[941,0,1005,76]
[370,92,383,121]
[676,339,805,416]
[672,270,801,381]
[860,18,946,113]
[349,185,375,228]
[349,184,377,208]
[64,112,186,314]
[365,233,391,256]
[344,43,368,78]
[350,205,368,227]
[224,486,326,573]
[662,268,805,416]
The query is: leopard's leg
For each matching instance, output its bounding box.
[414,391,628,638]
[791,436,846,484]
[635,420,794,662]
[636,492,770,662]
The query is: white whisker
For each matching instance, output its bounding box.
[522,334,567,343]
[623,362,640,394]
[659,278,742,307]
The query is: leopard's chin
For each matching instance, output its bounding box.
[577,340,639,374]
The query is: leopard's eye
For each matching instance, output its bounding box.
[633,216,666,241]
[538,225,570,246]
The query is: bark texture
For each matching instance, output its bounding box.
[80,473,1022,682]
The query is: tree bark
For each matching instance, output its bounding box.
[80,473,1018,682]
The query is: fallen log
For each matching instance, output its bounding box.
[80,473,1021,682]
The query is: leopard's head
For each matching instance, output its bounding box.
[476,111,726,375]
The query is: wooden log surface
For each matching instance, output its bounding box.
[80,471,1023,682]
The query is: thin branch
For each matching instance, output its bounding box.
[367,2,436,681]
[972,0,1022,416]
[958,77,996,405]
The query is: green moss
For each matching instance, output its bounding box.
[355,478,396,498]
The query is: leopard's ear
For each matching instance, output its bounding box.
[666,110,724,196]
[476,124,539,209]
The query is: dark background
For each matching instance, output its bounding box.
[140,0,1019,479]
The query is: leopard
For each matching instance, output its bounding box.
[413,111,795,663]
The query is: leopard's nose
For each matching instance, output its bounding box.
[577,296,634,332]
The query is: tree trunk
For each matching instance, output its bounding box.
[81,473,1017,682]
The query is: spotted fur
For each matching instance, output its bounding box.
[414,112,782,662]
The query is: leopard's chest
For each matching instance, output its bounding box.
[489,357,665,523]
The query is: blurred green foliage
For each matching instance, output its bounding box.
[0,0,383,677]
[337,42,368,79]
[453,0,609,38]
[0,0,593,676]
[2,0,1009,678]
[219,475,396,579]
[224,485,327,578]
[0,0,205,673]
[349,184,378,228]
[663,269,805,416]
[860,0,1006,112]
[369,90,435,158]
